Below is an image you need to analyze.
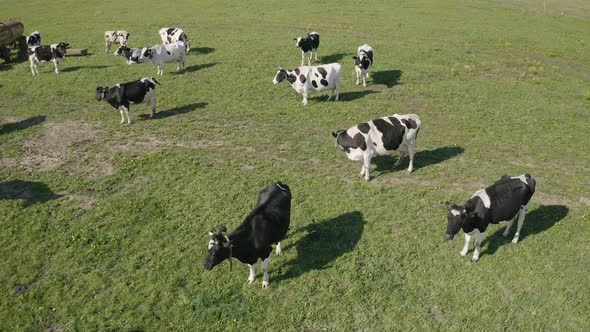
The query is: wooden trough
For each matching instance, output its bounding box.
[66,48,88,56]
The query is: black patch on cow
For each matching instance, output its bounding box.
[294,68,300,75]
[317,67,327,78]
[358,122,370,134]
[401,118,417,129]
[352,133,367,151]
[335,131,367,153]
[315,73,319,77]
[299,74,306,83]
[374,118,405,151]
[320,79,329,86]
[287,74,297,84]
[167,51,171,55]
[311,80,318,88]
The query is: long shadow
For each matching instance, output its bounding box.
[0,116,46,135]
[0,63,13,71]
[0,180,62,206]
[321,52,352,64]
[139,102,207,120]
[482,205,569,257]
[189,47,215,55]
[62,65,109,72]
[310,90,379,103]
[372,70,402,88]
[274,211,365,283]
[185,62,219,73]
[374,146,464,174]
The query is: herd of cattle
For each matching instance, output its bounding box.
[19,28,538,288]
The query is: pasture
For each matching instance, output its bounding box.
[1,0,589,330]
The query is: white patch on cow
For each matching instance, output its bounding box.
[472,230,487,262]
[472,189,491,208]
[275,241,282,255]
[451,209,462,216]
[511,203,528,243]
[460,231,472,256]
[511,174,529,185]
[208,239,215,250]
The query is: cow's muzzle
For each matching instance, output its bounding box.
[445,233,454,241]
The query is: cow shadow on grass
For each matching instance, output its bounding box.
[309,90,379,103]
[0,180,62,206]
[139,102,207,120]
[372,70,402,88]
[275,211,365,283]
[61,65,109,72]
[0,116,46,135]
[321,53,352,64]
[481,205,569,258]
[373,146,464,175]
[189,47,215,55]
[184,62,219,73]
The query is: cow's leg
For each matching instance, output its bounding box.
[460,232,472,256]
[275,242,282,255]
[327,89,333,101]
[394,151,405,167]
[503,213,518,237]
[334,82,340,102]
[512,204,528,243]
[355,69,360,85]
[150,94,156,118]
[472,230,487,262]
[261,255,270,288]
[363,151,373,181]
[53,59,59,74]
[158,65,163,75]
[30,61,36,76]
[118,108,125,124]
[302,92,308,106]
[120,106,131,124]
[247,264,256,284]
[363,71,368,87]
[406,144,416,173]
[301,52,305,66]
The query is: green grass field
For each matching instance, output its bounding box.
[1,0,589,330]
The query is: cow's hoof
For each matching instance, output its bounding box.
[247,278,255,284]
[262,281,269,289]
[471,257,479,262]
[460,250,468,257]
[511,238,519,244]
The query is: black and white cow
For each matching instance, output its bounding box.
[95,77,160,124]
[353,44,373,87]
[203,182,291,288]
[114,45,144,64]
[28,42,69,76]
[332,114,421,181]
[294,31,320,66]
[159,27,190,52]
[137,42,186,75]
[26,31,41,47]
[444,174,536,262]
[272,63,341,106]
[104,30,129,52]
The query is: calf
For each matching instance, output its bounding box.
[139,42,186,75]
[272,63,341,106]
[26,31,41,47]
[104,30,129,52]
[95,77,160,124]
[28,42,69,76]
[353,44,373,87]
[444,174,536,262]
[114,45,144,64]
[203,182,291,288]
[294,31,320,66]
[332,114,421,181]
[159,27,190,52]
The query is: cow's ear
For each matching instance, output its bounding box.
[444,201,452,211]
[332,131,338,138]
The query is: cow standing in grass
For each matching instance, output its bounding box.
[272,63,341,106]
[28,42,69,76]
[95,77,160,124]
[353,44,373,87]
[333,114,421,181]
[294,32,320,66]
[138,42,186,75]
[203,182,291,288]
[104,30,129,52]
[444,174,536,262]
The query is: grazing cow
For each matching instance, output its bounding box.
[159,27,190,52]
[353,44,373,87]
[138,42,185,75]
[95,77,160,124]
[272,63,341,106]
[203,182,292,288]
[28,42,69,76]
[444,174,536,262]
[104,30,129,52]
[26,31,41,47]
[294,31,320,66]
[114,45,144,64]
[332,114,421,181]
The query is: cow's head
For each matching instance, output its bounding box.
[353,51,372,70]
[273,67,288,84]
[95,87,108,101]
[203,227,232,270]
[142,48,153,59]
[444,201,469,240]
[332,129,349,151]
[294,36,305,48]
[114,45,129,56]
